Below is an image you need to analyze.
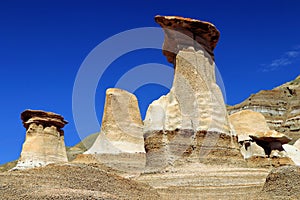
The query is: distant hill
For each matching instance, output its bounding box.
[228,75,300,143]
[0,160,17,172]
[67,132,99,161]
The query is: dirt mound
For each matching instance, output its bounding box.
[262,166,300,198]
[0,163,159,200]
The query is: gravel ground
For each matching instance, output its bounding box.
[0,163,159,200]
[1,162,299,199]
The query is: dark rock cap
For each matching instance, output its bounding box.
[21,109,68,130]
[155,15,220,63]
[249,130,292,144]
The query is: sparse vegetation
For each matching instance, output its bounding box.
[66,132,99,161]
[0,160,17,172]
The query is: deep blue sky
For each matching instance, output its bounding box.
[0,0,299,164]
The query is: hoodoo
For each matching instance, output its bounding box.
[14,110,68,170]
[78,88,146,173]
[144,16,244,170]
[85,88,145,154]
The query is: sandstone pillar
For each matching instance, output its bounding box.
[144,16,244,170]
[14,110,68,170]
[78,88,145,173]
[86,88,145,154]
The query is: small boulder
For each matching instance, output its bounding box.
[283,144,300,166]
[262,166,300,197]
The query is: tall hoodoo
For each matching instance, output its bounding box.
[144,16,242,170]
[79,88,146,173]
[85,88,145,154]
[15,110,68,170]
[145,15,229,134]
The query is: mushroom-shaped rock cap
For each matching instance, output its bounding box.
[249,130,292,144]
[21,109,68,130]
[155,15,220,63]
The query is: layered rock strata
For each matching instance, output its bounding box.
[80,88,145,172]
[227,75,300,143]
[14,110,68,170]
[144,16,244,171]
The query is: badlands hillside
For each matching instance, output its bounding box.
[1,15,300,200]
[228,75,300,143]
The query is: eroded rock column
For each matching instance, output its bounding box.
[85,88,145,154]
[144,16,244,171]
[14,110,68,170]
[77,88,146,173]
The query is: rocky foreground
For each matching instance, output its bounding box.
[1,163,300,199]
[0,163,159,200]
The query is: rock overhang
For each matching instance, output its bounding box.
[21,110,68,131]
[249,130,292,144]
[155,15,220,63]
